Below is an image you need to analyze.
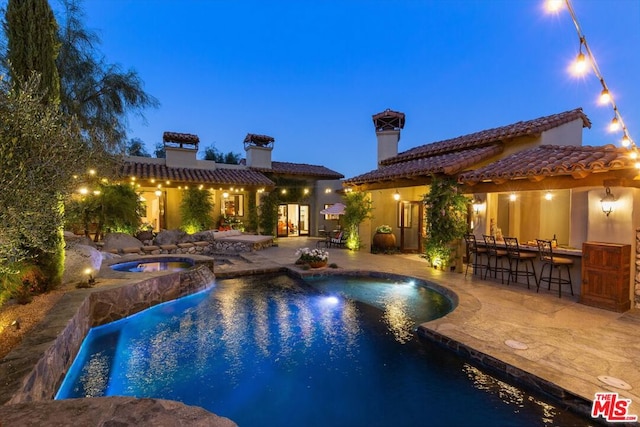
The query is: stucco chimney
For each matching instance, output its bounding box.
[163,131,199,168]
[372,109,405,166]
[244,133,274,169]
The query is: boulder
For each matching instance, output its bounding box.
[102,233,143,253]
[64,232,96,248]
[155,229,187,245]
[63,244,102,285]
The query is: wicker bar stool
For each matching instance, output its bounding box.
[536,239,574,298]
[504,237,537,288]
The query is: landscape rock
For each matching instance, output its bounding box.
[101,233,143,253]
[155,229,187,245]
[63,244,102,285]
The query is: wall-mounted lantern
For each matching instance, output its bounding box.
[600,187,616,217]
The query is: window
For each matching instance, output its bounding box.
[223,194,244,217]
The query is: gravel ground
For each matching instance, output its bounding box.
[0,289,67,359]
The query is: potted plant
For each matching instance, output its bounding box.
[295,247,329,268]
[373,224,396,250]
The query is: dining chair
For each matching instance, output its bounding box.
[482,235,509,283]
[536,239,574,298]
[463,233,487,277]
[504,237,537,288]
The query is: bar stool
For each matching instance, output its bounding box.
[536,239,574,298]
[504,237,537,288]
[464,233,487,277]
[483,235,509,283]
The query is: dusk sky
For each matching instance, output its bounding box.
[75,0,639,178]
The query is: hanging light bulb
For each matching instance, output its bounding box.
[544,191,553,201]
[621,134,631,147]
[609,116,621,132]
[509,193,517,202]
[599,88,610,105]
[393,190,401,201]
[572,51,588,76]
[544,0,564,13]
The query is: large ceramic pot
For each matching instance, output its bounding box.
[309,260,327,268]
[373,232,396,249]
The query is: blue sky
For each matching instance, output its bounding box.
[75,0,640,178]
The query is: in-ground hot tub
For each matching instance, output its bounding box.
[110,257,195,273]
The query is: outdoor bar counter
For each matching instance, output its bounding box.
[476,240,583,297]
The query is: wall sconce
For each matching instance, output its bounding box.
[472,200,483,216]
[600,187,616,217]
[154,190,162,197]
[544,191,553,201]
[393,190,401,201]
[509,193,517,202]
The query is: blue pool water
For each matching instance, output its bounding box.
[110,258,194,272]
[56,273,588,426]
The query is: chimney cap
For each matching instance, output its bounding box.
[372,109,405,131]
[163,131,199,149]
[244,133,275,147]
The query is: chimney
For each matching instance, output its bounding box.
[372,109,405,166]
[244,133,274,169]
[163,132,199,167]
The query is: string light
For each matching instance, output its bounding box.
[546,0,636,152]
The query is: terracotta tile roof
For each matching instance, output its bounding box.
[344,145,503,185]
[250,161,344,179]
[458,144,634,185]
[381,108,591,165]
[162,132,200,144]
[122,161,275,187]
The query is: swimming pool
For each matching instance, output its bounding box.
[56,273,588,426]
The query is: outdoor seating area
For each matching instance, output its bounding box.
[316,229,347,248]
[464,233,577,298]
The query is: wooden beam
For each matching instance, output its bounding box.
[459,169,640,193]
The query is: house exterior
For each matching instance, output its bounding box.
[121,131,344,236]
[344,108,640,307]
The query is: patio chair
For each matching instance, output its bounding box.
[330,231,346,248]
[504,237,537,288]
[536,239,574,298]
[463,233,487,277]
[482,235,509,283]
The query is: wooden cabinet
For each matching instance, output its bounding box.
[581,242,631,312]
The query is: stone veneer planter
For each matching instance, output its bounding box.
[1,265,215,405]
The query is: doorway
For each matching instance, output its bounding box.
[398,201,423,253]
[277,204,310,237]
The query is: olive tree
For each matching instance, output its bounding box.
[0,76,87,283]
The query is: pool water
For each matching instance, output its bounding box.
[56,274,589,426]
[110,259,193,272]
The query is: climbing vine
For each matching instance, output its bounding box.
[423,176,469,268]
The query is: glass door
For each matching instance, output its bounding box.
[298,205,309,236]
[399,201,423,253]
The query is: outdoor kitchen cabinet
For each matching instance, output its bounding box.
[580,242,631,312]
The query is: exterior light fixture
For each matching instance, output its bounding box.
[222,191,229,199]
[393,190,401,201]
[155,190,162,197]
[609,117,621,132]
[509,193,517,202]
[545,191,553,201]
[304,188,309,195]
[622,135,631,147]
[544,0,563,13]
[600,187,616,217]
[599,88,611,105]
